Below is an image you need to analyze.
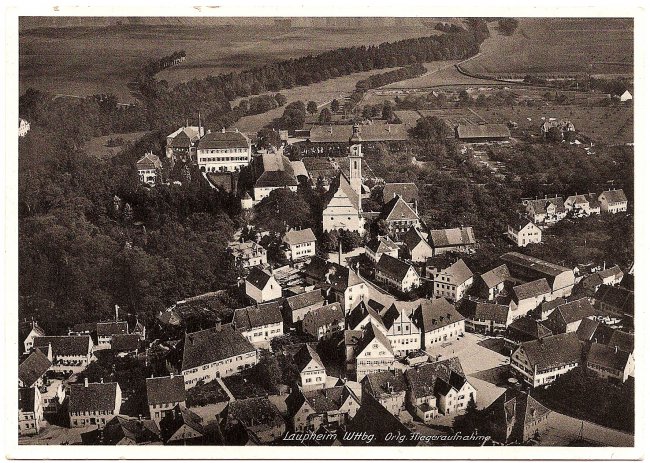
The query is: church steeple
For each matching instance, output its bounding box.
[349,123,363,211]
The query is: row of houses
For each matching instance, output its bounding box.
[524,189,628,225]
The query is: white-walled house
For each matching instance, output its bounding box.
[136,152,162,186]
[228,241,267,269]
[283,228,317,261]
[511,278,553,316]
[303,257,368,315]
[196,129,251,173]
[294,344,327,390]
[365,235,399,264]
[146,375,187,424]
[598,189,628,214]
[380,301,422,357]
[19,118,31,137]
[232,302,284,346]
[507,218,542,247]
[429,259,474,302]
[586,344,633,383]
[414,298,466,348]
[245,267,282,303]
[375,254,420,293]
[69,380,122,429]
[181,325,258,389]
[510,333,582,387]
[347,324,395,381]
[302,302,345,340]
[33,336,94,375]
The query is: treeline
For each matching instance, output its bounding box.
[523,75,631,97]
[496,18,519,36]
[355,63,427,92]
[139,50,186,77]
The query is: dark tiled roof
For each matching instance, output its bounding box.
[111,334,140,351]
[97,321,128,337]
[309,124,407,143]
[170,130,192,148]
[354,323,394,357]
[592,324,634,353]
[509,215,536,232]
[246,266,274,291]
[300,386,360,414]
[283,228,316,246]
[303,257,363,292]
[347,300,384,330]
[160,404,204,441]
[303,302,345,329]
[181,325,256,372]
[285,290,324,312]
[18,387,37,413]
[402,226,430,253]
[293,344,324,372]
[34,335,92,357]
[456,123,510,140]
[379,195,419,222]
[325,172,360,211]
[103,415,161,445]
[19,349,51,387]
[382,183,419,204]
[587,343,631,372]
[225,397,284,428]
[136,152,162,170]
[414,298,465,333]
[233,304,283,331]
[430,227,475,248]
[586,192,600,209]
[480,264,511,289]
[366,235,399,253]
[255,170,299,188]
[526,197,566,215]
[507,317,552,340]
[483,390,550,443]
[512,278,552,301]
[69,382,119,413]
[550,298,595,325]
[382,301,419,331]
[519,332,583,370]
[376,254,414,281]
[146,375,186,406]
[346,393,414,446]
[363,370,407,397]
[594,285,634,316]
[597,265,623,280]
[501,252,572,277]
[70,322,97,334]
[197,131,249,150]
[438,259,474,286]
[580,273,603,293]
[600,189,627,203]
[458,298,510,325]
[575,318,600,342]
[405,357,466,399]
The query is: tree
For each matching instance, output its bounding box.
[546,126,564,143]
[274,93,287,107]
[339,230,362,252]
[306,101,318,115]
[330,99,340,113]
[252,188,311,234]
[410,116,450,141]
[318,108,332,124]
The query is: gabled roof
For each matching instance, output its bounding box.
[346,393,414,446]
[355,323,394,357]
[69,382,120,413]
[136,152,162,170]
[303,302,345,328]
[483,390,551,443]
[233,303,283,331]
[526,197,566,215]
[34,335,92,357]
[255,170,299,188]
[458,298,510,325]
[382,301,419,331]
[170,130,192,148]
[309,124,407,143]
[111,333,140,351]
[512,278,552,301]
[103,415,161,445]
[587,343,631,372]
[438,259,474,286]
[224,397,285,429]
[592,324,634,353]
[382,183,419,204]
[197,130,249,150]
[363,370,407,397]
[283,228,316,246]
[19,349,51,387]
[19,321,45,342]
[160,404,204,441]
[550,297,596,325]
[379,195,419,222]
[430,227,475,248]
[146,375,187,406]
[575,318,600,342]
[97,321,128,337]
[501,252,572,277]
[456,123,510,140]
[565,194,589,207]
[507,317,552,340]
[325,172,360,211]
[509,215,537,232]
[405,357,466,399]
[402,226,431,253]
[594,285,634,316]
[599,189,627,203]
[414,298,465,333]
[303,256,364,292]
[519,332,583,370]
[376,254,414,281]
[586,192,600,209]
[347,300,384,331]
[245,266,274,291]
[481,264,511,289]
[366,235,399,254]
[293,344,324,372]
[181,325,256,372]
[597,265,623,281]
[285,289,324,312]
[18,387,37,413]
[293,385,361,415]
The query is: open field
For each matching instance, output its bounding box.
[461,18,633,78]
[20,21,440,103]
[230,67,403,133]
[473,104,633,145]
[82,131,150,159]
[380,60,502,89]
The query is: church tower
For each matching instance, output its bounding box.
[349,124,363,211]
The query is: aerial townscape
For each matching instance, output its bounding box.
[17,16,634,447]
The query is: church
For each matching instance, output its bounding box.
[322,125,366,234]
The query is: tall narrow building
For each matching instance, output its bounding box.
[322,125,365,233]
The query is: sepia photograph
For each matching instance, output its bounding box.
[6,4,643,459]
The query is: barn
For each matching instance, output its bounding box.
[455,124,511,143]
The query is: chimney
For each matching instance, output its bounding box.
[198,111,202,137]
[221,127,226,133]
[115,304,119,321]
[84,378,89,387]
[338,240,343,266]
[100,377,104,384]
[615,345,618,353]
